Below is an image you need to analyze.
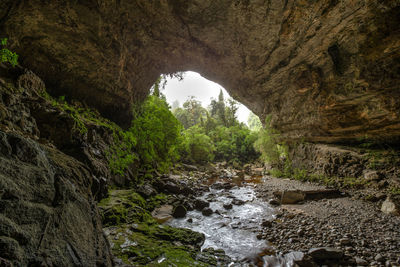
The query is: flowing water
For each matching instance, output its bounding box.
[167,176,277,263]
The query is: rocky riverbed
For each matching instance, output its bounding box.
[99,164,400,266]
[256,177,400,267]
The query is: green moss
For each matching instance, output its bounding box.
[111,229,207,266]
[37,88,139,175]
[102,189,209,266]
[146,193,168,211]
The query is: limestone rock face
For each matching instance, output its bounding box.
[1,0,399,143]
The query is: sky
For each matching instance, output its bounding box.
[162,71,251,124]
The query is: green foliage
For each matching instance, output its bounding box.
[130,95,182,173]
[173,94,260,165]
[38,88,140,176]
[0,38,18,67]
[254,115,287,165]
[173,96,207,129]
[108,131,138,175]
[180,125,215,164]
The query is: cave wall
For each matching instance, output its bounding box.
[1,0,399,143]
[0,66,113,266]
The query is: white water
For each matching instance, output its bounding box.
[167,185,276,261]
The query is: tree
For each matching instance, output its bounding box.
[130,95,182,173]
[180,125,214,164]
[225,98,239,127]
[173,96,207,129]
[247,112,262,131]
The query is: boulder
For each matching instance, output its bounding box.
[381,197,399,215]
[194,199,210,211]
[137,184,157,198]
[164,181,181,194]
[151,205,173,223]
[281,190,305,204]
[202,208,213,216]
[172,205,187,218]
[284,251,316,267]
[223,203,233,210]
[308,247,343,261]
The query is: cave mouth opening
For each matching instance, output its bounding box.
[157,71,253,125]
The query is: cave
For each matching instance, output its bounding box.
[0,0,400,266]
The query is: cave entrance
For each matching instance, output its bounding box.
[161,71,252,125]
[150,70,262,167]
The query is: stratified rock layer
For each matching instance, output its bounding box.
[1,0,399,143]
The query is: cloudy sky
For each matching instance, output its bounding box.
[162,71,251,123]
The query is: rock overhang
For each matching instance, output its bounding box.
[1,0,399,144]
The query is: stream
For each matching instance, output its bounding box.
[167,176,277,264]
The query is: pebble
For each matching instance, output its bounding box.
[355,257,368,266]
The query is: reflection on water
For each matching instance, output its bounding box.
[167,177,275,262]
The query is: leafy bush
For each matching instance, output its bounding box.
[180,125,214,164]
[130,95,182,173]
[173,94,260,165]
[0,38,18,67]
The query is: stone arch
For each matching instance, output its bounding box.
[1,0,399,144]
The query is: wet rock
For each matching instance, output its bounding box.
[223,203,233,210]
[187,218,193,223]
[280,190,305,204]
[308,247,343,261]
[197,247,232,266]
[172,205,187,218]
[202,208,213,216]
[194,199,209,211]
